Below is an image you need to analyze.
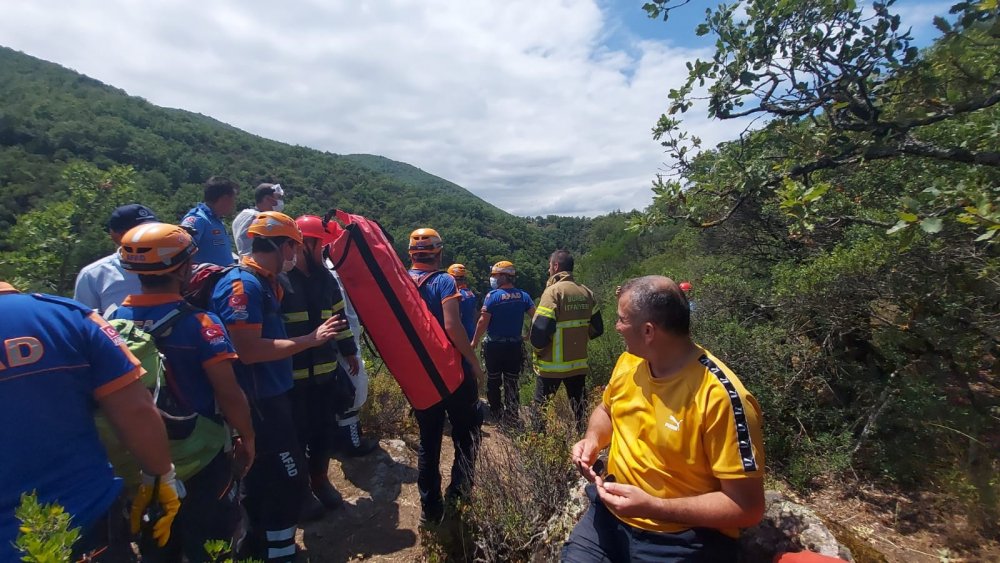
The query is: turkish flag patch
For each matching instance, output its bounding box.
[201,325,225,342]
[101,325,125,346]
[229,294,248,307]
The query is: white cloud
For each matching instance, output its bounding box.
[1,1,748,216]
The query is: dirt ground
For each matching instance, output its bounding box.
[292,431,1000,563]
[785,477,1000,563]
[295,435,442,562]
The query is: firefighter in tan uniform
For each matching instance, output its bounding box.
[529,250,603,429]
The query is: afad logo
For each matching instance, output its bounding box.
[201,324,226,345]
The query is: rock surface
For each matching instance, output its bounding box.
[741,491,855,562]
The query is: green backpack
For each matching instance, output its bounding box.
[95,307,228,489]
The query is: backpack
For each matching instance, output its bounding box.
[184,263,240,310]
[95,304,228,486]
[408,269,444,289]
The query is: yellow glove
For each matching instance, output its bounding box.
[130,465,182,547]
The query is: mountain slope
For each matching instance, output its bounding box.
[0,46,573,295]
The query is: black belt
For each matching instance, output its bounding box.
[487,337,522,343]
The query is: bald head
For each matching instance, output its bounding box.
[619,275,690,336]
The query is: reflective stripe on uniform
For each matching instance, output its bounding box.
[268,545,296,559]
[292,362,339,380]
[284,311,309,323]
[536,358,588,372]
[335,330,354,341]
[286,306,342,323]
[536,306,556,320]
[266,527,296,541]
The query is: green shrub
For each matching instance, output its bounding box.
[463,396,579,562]
[14,492,80,563]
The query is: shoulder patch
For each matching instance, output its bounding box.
[100,324,126,346]
[201,324,226,345]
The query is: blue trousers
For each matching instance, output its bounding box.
[561,484,739,563]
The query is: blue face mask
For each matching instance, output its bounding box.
[489,277,499,289]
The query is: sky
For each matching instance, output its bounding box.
[0,1,953,217]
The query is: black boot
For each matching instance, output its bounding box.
[310,467,343,510]
[299,491,326,523]
[339,422,378,457]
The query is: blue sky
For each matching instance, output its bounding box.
[0,0,955,216]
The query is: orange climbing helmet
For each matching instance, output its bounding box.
[119,222,197,275]
[679,281,692,292]
[491,261,515,276]
[448,264,467,278]
[248,211,303,244]
[408,228,443,255]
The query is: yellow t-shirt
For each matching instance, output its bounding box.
[602,348,765,537]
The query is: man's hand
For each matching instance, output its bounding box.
[469,362,486,388]
[571,438,602,483]
[233,436,255,477]
[595,481,660,519]
[311,315,348,346]
[345,354,360,376]
[130,467,182,547]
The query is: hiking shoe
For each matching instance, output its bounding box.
[419,502,444,527]
[299,493,326,523]
[311,479,344,510]
[338,423,379,457]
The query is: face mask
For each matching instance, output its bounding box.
[489,277,499,289]
[282,253,297,272]
[273,199,285,212]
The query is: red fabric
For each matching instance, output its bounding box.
[327,210,463,410]
[774,552,847,563]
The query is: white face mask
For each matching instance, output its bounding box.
[273,199,285,212]
[489,277,499,289]
[282,252,297,272]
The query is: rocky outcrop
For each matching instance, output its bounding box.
[741,491,854,562]
[535,477,590,561]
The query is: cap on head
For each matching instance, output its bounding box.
[447,264,467,278]
[248,211,303,244]
[679,281,692,292]
[408,228,443,255]
[107,204,157,233]
[119,222,196,275]
[491,261,515,276]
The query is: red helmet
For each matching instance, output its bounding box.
[295,215,338,246]
[679,281,692,292]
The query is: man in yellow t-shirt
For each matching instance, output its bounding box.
[563,276,765,562]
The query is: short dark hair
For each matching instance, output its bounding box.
[620,276,690,336]
[412,253,438,265]
[550,249,574,272]
[251,235,293,254]
[204,176,239,203]
[138,273,176,289]
[254,183,277,204]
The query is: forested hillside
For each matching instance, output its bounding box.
[0,46,588,296]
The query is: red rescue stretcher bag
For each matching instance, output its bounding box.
[326,210,462,410]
